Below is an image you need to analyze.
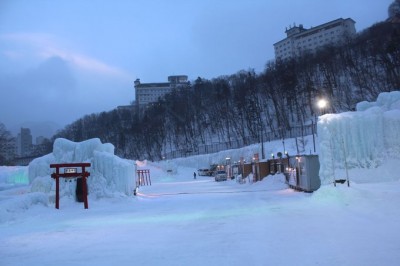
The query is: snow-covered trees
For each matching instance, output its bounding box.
[54,20,400,161]
[0,123,15,165]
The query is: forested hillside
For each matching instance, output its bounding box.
[54,21,400,161]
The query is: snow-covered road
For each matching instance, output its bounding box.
[2,171,400,266]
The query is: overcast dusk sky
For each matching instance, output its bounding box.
[0,0,393,135]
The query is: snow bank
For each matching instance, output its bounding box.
[318,91,400,183]
[169,135,316,170]
[28,138,135,198]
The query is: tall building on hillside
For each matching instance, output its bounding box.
[134,75,189,108]
[17,128,32,157]
[274,18,356,61]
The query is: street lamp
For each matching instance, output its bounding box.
[311,98,329,154]
[317,99,328,115]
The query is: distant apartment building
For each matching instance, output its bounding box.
[274,18,356,61]
[16,128,32,157]
[134,75,189,108]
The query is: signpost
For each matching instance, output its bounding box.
[64,168,77,174]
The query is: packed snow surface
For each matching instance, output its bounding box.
[1,162,400,265]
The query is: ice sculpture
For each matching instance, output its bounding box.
[318,91,400,183]
[28,138,135,197]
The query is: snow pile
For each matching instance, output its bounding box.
[318,91,400,183]
[257,173,288,190]
[28,138,135,199]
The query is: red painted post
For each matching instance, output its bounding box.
[82,165,88,209]
[55,167,60,209]
[82,175,88,209]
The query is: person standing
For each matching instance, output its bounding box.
[193,172,197,179]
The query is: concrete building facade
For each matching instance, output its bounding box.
[274,18,356,61]
[134,75,189,107]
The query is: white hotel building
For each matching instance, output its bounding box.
[134,75,189,107]
[274,18,356,61]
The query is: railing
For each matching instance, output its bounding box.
[163,124,316,160]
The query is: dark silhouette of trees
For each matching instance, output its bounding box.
[0,123,15,165]
[53,20,400,160]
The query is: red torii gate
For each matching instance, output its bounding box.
[50,163,91,209]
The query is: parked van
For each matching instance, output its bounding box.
[214,170,227,182]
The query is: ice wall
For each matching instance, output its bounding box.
[28,138,135,197]
[318,91,400,183]
[0,166,29,187]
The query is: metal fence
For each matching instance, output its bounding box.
[163,123,316,160]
